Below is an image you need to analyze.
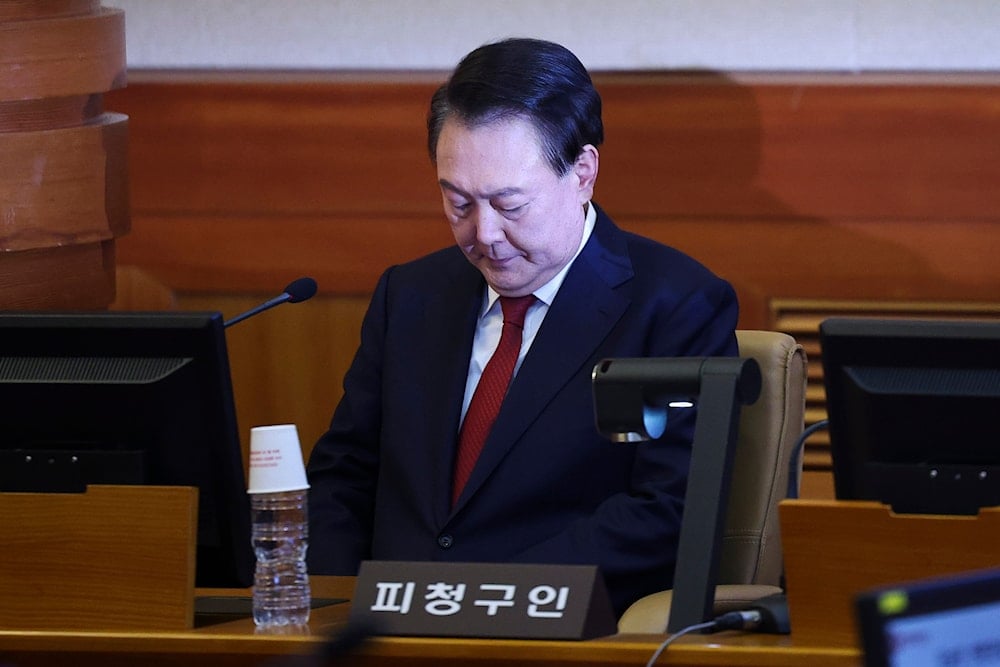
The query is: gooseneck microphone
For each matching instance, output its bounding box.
[224,277,318,328]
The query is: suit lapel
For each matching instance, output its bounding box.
[417,259,484,522]
[450,210,634,512]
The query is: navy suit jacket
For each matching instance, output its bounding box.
[306,205,738,615]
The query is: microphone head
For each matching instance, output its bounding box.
[283,277,318,303]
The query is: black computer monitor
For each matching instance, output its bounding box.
[855,567,1000,667]
[0,311,253,587]
[820,317,1000,515]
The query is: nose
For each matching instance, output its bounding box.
[472,207,506,247]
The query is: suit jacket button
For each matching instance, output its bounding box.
[437,534,454,549]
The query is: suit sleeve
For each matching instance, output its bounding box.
[305,270,392,575]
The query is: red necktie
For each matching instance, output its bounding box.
[452,294,535,506]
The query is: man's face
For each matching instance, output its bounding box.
[435,115,598,297]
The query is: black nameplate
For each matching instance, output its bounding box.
[349,560,617,640]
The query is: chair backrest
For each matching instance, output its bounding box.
[717,330,807,586]
[616,330,807,632]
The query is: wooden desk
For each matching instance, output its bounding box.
[781,500,1000,648]
[0,576,859,667]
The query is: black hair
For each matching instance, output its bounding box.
[427,38,603,176]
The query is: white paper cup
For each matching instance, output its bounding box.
[247,424,310,494]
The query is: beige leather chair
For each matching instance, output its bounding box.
[618,330,807,633]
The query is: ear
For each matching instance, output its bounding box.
[573,144,599,203]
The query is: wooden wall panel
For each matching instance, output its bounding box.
[105,72,442,219]
[106,71,1000,305]
[176,293,369,470]
[105,71,1000,493]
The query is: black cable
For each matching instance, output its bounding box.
[786,419,829,499]
[777,418,832,596]
[644,611,762,667]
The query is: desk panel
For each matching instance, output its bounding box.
[0,577,860,667]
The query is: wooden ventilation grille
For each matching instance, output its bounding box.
[769,299,1000,472]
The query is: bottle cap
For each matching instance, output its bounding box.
[247,424,310,494]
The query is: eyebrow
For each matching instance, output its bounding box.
[438,179,526,200]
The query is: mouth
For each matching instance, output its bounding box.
[464,244,523,270]
[484,256,520,270]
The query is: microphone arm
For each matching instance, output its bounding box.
[224,293,292,328]
[224,277,318,328]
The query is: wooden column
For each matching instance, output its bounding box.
[0,0,128,309]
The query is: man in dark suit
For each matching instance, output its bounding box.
[306,37,738,617]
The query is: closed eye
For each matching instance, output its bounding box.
[497,203,527,216]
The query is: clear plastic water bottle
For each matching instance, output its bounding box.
[251,488,311,627]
